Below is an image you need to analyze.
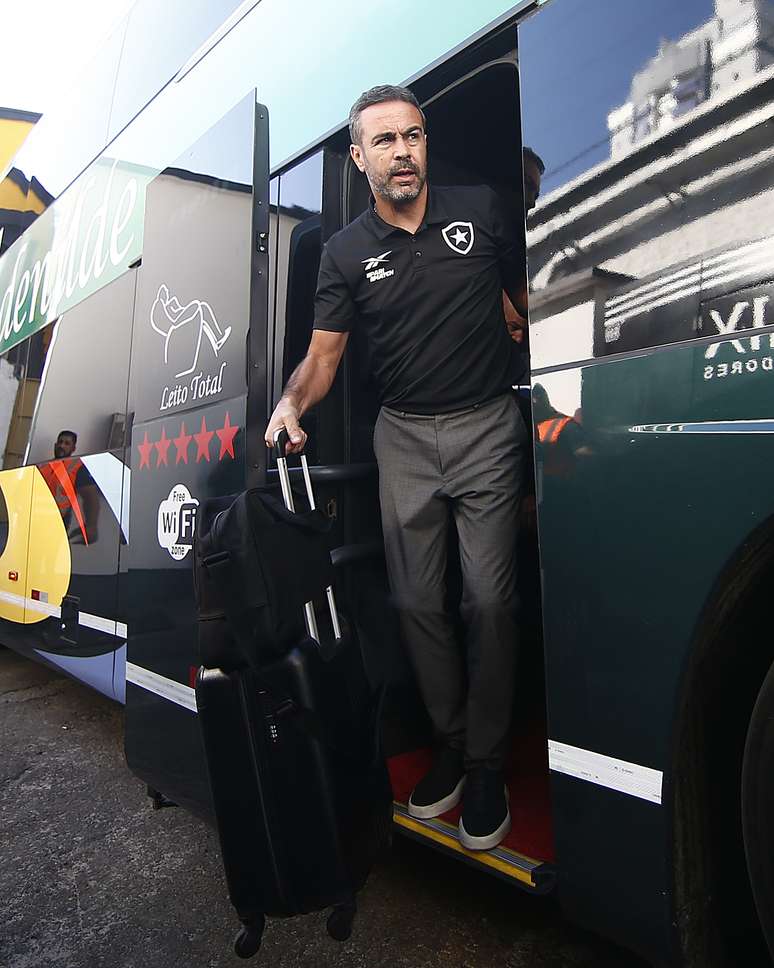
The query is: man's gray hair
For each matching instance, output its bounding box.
[348,84,426,146]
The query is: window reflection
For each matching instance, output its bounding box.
[25,272,135,464]
[39,432,101,545]
[108,0,246,142]
[273,152,323,462]
[127,93,255,426]
[10,22,128,201]
[267,176,280,408]
[521,0,774,367]
[0,341,31,469]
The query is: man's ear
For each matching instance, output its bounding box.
[350,143,366,173]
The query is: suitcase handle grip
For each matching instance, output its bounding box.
[272,428,303,460]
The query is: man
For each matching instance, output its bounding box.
[532,384,590,477]
[40,431,100,544]
[264,84,528,851]
[522,146,544,215]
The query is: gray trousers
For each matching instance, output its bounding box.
[373,393,526,769]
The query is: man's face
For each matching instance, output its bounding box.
[54,435,76,458]
[351,100,427,205]
[523,158,542,213]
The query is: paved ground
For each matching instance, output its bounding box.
[0,648,648,968]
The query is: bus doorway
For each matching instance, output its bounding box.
[322,41,555,886]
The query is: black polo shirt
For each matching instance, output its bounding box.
[314,183,526,414]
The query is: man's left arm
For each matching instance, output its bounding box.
[490,188,528,326]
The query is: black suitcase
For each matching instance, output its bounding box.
[195,433,392,958]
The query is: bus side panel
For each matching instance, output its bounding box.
[121,93,262,813]
[0,466,34,633]
[538,331,774,958]
[0,458,126,699]
[25,455,125,698]
[521,0,774,958]
[123,397,246,815]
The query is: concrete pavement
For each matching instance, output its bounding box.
[0,648,646,968]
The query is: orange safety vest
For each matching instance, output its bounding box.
[537,416,572,444]
[40,458,89,543]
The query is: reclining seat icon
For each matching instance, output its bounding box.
[151,284,232,379]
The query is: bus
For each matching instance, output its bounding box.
[2,0,774,963]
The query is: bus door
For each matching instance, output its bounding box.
[266,26,556,891]
[121,92,269,814]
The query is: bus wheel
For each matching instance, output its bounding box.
[742,659,774,957]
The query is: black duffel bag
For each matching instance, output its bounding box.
[194,486,334,671]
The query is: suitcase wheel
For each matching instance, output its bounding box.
[326,901,356,942]
[234,914,265,959]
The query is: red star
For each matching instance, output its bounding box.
[173,422,192,464]
[193,415,214,462]
[216,412,239,460]
[137,432,153,470]
[155,427,172,467]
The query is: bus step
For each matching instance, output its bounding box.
[392,802,555,893]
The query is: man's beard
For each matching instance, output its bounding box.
[368,160,426,204]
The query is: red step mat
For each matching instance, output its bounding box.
[388,725,555,863]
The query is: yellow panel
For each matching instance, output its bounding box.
[0,118,35,172]
[24,468,71,624]
[0,466,34,622]
[0,175,30,212]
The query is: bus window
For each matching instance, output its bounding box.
[25,271,136,465]
[107,0,246,143]
[126,94,255,430]
[11,24,127,204]
[0,340,32,469]
[521,0,774,371]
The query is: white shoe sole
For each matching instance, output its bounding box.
[407,775,466,820]
[458,788,511,851]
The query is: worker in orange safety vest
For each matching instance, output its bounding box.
[40,431,100,544]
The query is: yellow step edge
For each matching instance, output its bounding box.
[393,807,539,887]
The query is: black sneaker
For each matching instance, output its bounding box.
[458,767,511,851]
[407,747,465,819]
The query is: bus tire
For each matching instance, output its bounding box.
[741,658,774,958]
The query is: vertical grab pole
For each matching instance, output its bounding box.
[274,432,320,643]
[300,455,342,641]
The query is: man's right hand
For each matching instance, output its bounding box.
[264,401,306,454]
[263,330,349,456]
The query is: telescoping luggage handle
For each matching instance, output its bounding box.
[273,429,342,644]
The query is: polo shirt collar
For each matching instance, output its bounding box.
[365,184,446,239]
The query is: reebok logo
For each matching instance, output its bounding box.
[362,250,395,284]
[362,250,392,272]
